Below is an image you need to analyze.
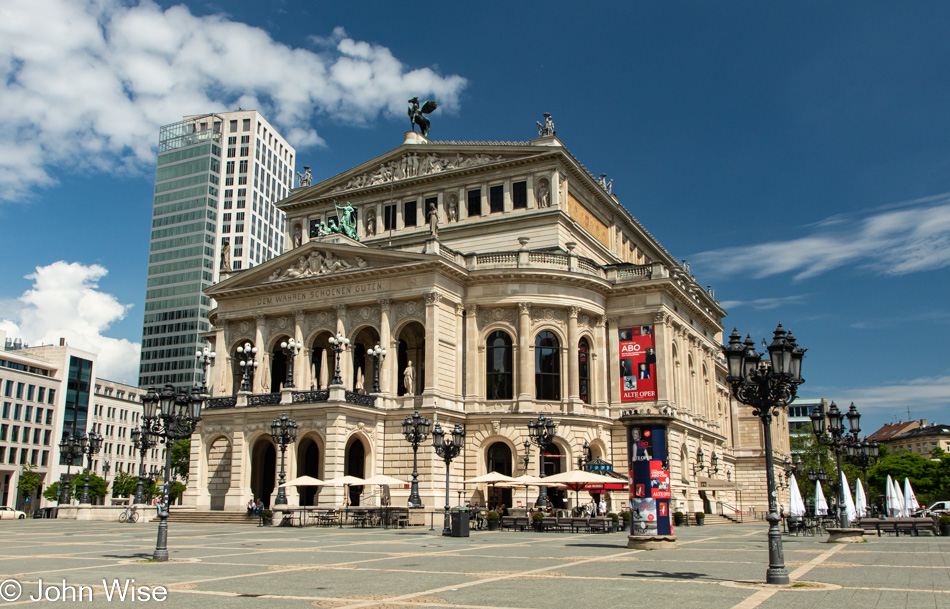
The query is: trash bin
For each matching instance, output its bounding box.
[450,508,470,537]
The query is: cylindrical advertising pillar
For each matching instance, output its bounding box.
[622,413,678,549]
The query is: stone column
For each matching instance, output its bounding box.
[465,305,479,402]
[594,316,608,412]
[212,324,226,396]
[294,309,306,390]
[455,303,465,398]
[224,431,246,510]
[607,317,620,405]
[423,291,441,395]
[517,302,532,401]
[253,315,266,393]
[182,433,205,508]
[335,304,348,389]
[653,312,671,405]
[378,299,392,394]
[568,306,580,403]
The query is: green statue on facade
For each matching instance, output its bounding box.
[334,200,360,241]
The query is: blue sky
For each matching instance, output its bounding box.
[1,1,948,434]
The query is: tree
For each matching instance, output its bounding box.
[70,471,108,503]
[788,434,836,504]
[171,439,191,482]
[17,464,42,504]
[110,471,139,498]
[867,452,943,508]
[43,478,76,503]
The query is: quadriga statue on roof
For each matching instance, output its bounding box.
[408,97,437,137]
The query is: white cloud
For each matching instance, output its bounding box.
[0,0,468,200]
[718,294,809,311]
[692,194,950,280]
[813,374,950,417]
[1,261,140,384]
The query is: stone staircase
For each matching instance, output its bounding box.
[695,514,740,526]
[167,510,259,525]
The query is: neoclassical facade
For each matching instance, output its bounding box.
[184,127,788,515]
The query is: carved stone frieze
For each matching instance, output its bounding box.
[530,307,567,324]
[328,152,506,194]
[266,249,370,282]
[478,307,515,327]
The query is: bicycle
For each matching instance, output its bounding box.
[118,505,139,523]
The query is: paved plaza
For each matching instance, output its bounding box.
[0,519,947,609]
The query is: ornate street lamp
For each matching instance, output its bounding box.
[845,438,879,489]
[131,425,157,504]
[279,339,301,389]
[58,432,85,505]
[527,414,556,507]
[402,411,431,508]
[522,440,531,475]
[723,324,805,585]
[77,431,103,504]
[327,333,350,386]
[366,344,387,393]
[196,345,216,393]
[432,422,465,536]
[783,454,802,487]
[141,383,204,562]
[236,343,258,392]
[578,440,591,470]
[271,413,298,506]
[811,401,862,527]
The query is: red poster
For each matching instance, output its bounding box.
[619,326,657,402]
[659,502,668,517]
[649,460,671,499]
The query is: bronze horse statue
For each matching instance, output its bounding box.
[408,97,437,137]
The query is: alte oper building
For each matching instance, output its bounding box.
[184,119,790,516]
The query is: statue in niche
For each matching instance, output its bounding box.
[403,360,415,395]
[428,201,439,238]
[446,195,458,222]
[408,97,438,137]
[536,181,550,208]
[220,240,231,272]
[292,226,302,248]
[365,212,376,237]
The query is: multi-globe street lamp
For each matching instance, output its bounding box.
[280,339,301,389]
[58,432,86,506]
[236,342,258,391]
[196,345,216,392]
[723,324,805,586]
[432,422,465,536]
[366,344,387,393]
[72,431,104,505]
[527,414,556,507]
[271,413,298,506]
[692,447,719,476]
[142,383,204,562]
[402,411,431,508]
[131,426,157,504]
[327,333,350,385]
[810,401,862,527]
[845,438,880,490]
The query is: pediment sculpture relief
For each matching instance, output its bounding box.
[329,151,505,194]
[265,250,371,282]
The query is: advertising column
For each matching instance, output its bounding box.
[623,417,677,549]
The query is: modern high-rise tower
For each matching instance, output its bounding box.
[138,110,296,388]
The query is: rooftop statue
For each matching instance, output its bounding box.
[296,165,312,188]
[334,200,360,241]
[536,112,556,137]
[409,97,437,137]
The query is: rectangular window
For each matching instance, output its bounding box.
[243,118,251,131]
[26,385,34,401]
[7,448,14,464]
[24,405,32,421]
[403,200,417,227]
[13,404,21,420]
[41,450,48,466]
[10,426,18,442]
[35,408,42,423]
[0,424,6,441]
[37,387,45,403]
[32,428,40,444]
[239,160,248,173]
[45,410,53,424]
[48,389,55,404]
[513,181,527,209]
[489,185,504,214]
[1,402,8,418]
[16,383,23,399]
[4,381,11,397]
[383,204,396,231]
[229,119,237,133]
[227,148,236,158]
[43,430,50,445]
[467,189,481,217]
[226,161,235,174]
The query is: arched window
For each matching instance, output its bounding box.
[535,331,560,400]
[578,337,590,404]
[486,331,513,400]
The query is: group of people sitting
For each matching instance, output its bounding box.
[246,498,265,517]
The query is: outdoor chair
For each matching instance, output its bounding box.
[911,517,938,536]
[588,518,609,533]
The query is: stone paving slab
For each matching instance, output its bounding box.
[0,519,946,609]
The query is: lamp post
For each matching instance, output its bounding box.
[522,440,531,475]
[366,345,387,393]
[845,438,879,490]
[327,333,350,386]
[237,342,258,392]
[783,455,802,487]
[196,345,216,393]
[279,339,301,389]
[723,324,805,586]
[141,383,204,562]
[527,414,556,507]
[402,411,430,508]
[271,413,298,505]
[78,431,103,504]
[58,432,84,505]
[432,422,465,536]
[578,440,591,470]
[131,425,156,504]
[811,401,861,527]
[102,460,111,504]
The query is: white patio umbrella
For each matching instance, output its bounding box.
[497,475,566,507]
[841,471,857,525]
[280,475,324,487]
[464,472,518,484]
[903,478,920,516]
[362,474,409,486]
[814,480,829,516]
[885,475,899,516]
[894,479,906,516]
[788,474,806,519]
[855,478,868,518]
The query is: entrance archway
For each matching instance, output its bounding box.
[485,442,513,508]
[350,326,381,393]
[310,332,332,390]
[270,336,291,392]
[542,443,565,508]
[344,437,367,506]
[296,437,322,506]
[250,439,277,508]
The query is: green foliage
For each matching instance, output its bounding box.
[867,452,950,508]
[171,439,191,481]
[485,510,500,521]
[789,435,837,503]
[43,480,74,503]
[607,512,620,523]
[261,509,273,519]
[111,471,140,498]
[695,512,705,520]
[939,514,950,525]
[71,471,108,502]
[17,464,42,498]
[620,511,631,521]
[532,511,545,521]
